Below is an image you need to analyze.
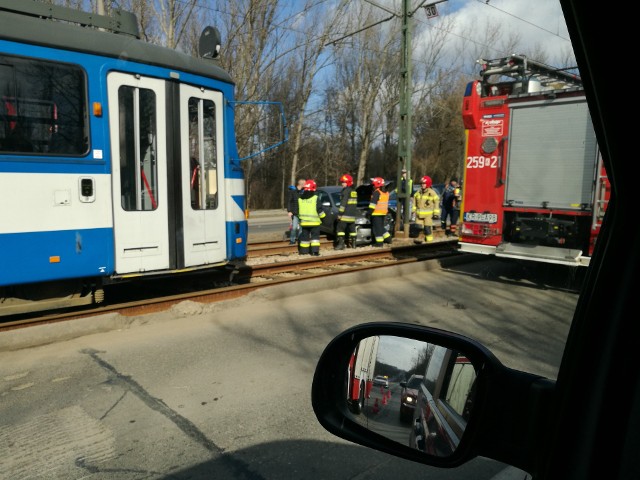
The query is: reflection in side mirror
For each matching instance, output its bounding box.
[345,336,477,458]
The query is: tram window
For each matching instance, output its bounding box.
[189,97,218,210]
[0,55,88,155]
[118,86,159,211]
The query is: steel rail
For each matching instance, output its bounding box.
[0,240,460,332]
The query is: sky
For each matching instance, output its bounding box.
[414,0,574,71]
[349,0,575,77]
[376,335,430,372]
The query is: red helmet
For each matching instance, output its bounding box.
[420,176,432,188]
[371,177,385,188]
[303,179,317,192]
[339,174,353,186]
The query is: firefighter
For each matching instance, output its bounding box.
[297,179,326,256]
[440,179,462,237]
[368,177,393,247]
[335,174,358,250]
[412,176,441,243]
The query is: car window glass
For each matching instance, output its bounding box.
[407,376,423,389]
[444,358,475,420]
[424,344,447,392]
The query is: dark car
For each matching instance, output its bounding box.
[316,185,396,246]
[312,3,628,477]
[408,346,476,456]
[399,374,424,422]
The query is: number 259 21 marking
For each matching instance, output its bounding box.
[466,156,498,168]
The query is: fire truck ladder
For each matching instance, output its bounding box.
[478,54,582,90]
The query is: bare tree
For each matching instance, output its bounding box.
[117,0,161,43]
[412,74,466,183]
[283,1,350,189]
[146,0,198,49]
[329,2,400,185]
[211,0,282,208]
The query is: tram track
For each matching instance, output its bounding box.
[0,238,461,333]
[246,238,333,257]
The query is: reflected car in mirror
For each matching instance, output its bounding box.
[399,374,423,422]
[373,375,389,389]
[409,347,476,456]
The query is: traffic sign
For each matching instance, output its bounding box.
[425,4,438,18]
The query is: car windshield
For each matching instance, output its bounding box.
[407,376,423,389]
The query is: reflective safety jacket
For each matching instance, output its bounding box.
[338,186,358,222]
[369,189,389,216]
[399,177,413,197]
[412,188,441,219]
[298,192,326,226]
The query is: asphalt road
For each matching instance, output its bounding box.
[0,255,579,479]
[248,209,290,241]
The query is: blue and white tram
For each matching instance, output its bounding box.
[0,2,282,316]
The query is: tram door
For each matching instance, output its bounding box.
[108,73,170,274]
[179,85,226,267]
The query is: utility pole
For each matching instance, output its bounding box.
[393,0,447,237]
[395,0,413,237]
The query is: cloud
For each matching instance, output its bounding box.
[413,0,574,71]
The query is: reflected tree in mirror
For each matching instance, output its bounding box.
[345,336,477,458]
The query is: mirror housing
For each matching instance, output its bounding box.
[311,322,555,474]
[198,26,221,59]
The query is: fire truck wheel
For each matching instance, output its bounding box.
[348,383,365,415]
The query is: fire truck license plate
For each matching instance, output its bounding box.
[464,212,498,223]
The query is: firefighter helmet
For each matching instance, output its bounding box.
[339,174,353,186]
[371,177,385,188]
[303,179,317,191]
[421,176,432,188]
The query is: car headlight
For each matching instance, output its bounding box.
[403,396,415,404]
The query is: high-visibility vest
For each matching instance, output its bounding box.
[298,195,323,226]
[370,190,389,216]
[453,187,461,209]
[400,178,413,196]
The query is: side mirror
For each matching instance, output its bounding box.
[198,26,222,59]
[311,322,554,473]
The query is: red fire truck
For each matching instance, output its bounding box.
[346,335,379,414]
[459,54,609,267]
